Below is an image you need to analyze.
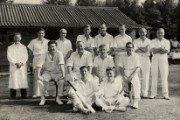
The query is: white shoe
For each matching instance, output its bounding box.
[73,107,79,112]
[132,100,138,109]
[115,106,126,112]
[56,98,63,105]
[32,95,37,98]
[39,98,46,106]
[67,99,72,104]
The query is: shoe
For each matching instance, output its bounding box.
[39,99,46,106]
[141,95,148,99]
[81,109,90,115]
[132,100,138,109]
[67,99,72,104]
[45,91,49,97]
[56,98,63,105]
[115,106,126,112]
[32,95,37,98]
[73,107,79,112]
[149,96,155,99]
[164,97,170,100]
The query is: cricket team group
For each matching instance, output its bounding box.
[7,23,170,114]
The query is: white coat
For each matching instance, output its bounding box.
[7,43,28,89]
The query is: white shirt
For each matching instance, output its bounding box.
[94,33,114,51]
[67,51,93,72]
[7,43,28,64]
[100,76,123,98]
[94,55,114,78]
[28,38,49,55]
[37,51,64,73]
[133,37,151,56]
[150,38,170,54]
[118,53,140,70]
[56,38,72,57]
[77,34,94,48]
[73,80,99,97]
[114,34,132,49]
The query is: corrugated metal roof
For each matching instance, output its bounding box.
[0,4,150,28]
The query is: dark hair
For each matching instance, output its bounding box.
[83,24,91,29]
[38,28,45,33]
[99,44,106,49]
[119,24,126,28]
[80,66,88,71]
[48,40,57,47]
[126,42,134,48]
[106,67,114,72]
[14,32,21,36]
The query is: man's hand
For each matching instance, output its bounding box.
[15,63,21,69]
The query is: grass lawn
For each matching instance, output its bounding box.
[0,65,180,120]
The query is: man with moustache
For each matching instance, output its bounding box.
[36,40,65,105]
[134,28,151,98]
[149,28,170,100]
[28,28,49,97]
[7,32,28,99]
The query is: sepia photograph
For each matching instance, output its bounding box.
[0,0,179,120]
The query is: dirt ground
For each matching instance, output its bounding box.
[0,65,180,120]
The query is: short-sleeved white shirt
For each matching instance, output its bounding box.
[76,34,94,48]
[56,38,72,57]
[37,51,64,73]
[73,80,99,97]
[133,37,151,56]
[114,34,132,49]
[100,76,123,98]
[28,38,49,55]
[94,33,114,51]
[94,55,114,78]
[118,52,140,70]
[150,38,170,54]
[67,51,93,72]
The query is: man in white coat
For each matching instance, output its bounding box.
[134,28,151,98]
[28,28,49,97]
[150,28,170,100]
[7,32,28,99]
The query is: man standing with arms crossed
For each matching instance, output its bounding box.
[56,28,73,62]
[150,28,170,100]
[134,28,151,98]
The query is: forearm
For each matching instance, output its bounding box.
[60,65,65,77]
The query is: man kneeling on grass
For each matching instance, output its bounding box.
[95,67,129,112]
[68,66,99,114]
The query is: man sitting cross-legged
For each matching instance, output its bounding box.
[68,66,99,114]
[36,40,65,105]
[95,68,129,112]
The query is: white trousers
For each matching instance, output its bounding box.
[124,70,141,99]
[138,55,150,97]
[150,54,169,97]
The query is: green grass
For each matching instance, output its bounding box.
[0,65,180,120]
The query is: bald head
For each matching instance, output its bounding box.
[59,28,67,38]
[157,28,165,39]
